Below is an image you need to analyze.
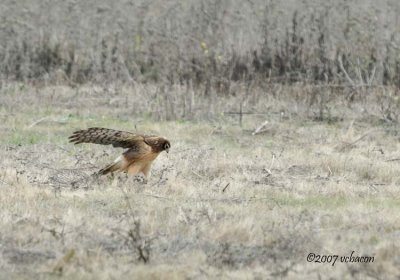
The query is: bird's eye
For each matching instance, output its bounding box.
[164,143,170,149]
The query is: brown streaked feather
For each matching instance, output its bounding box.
[69,127,170,177]
[69,127,145,148]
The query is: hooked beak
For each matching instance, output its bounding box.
[166,148,169,153]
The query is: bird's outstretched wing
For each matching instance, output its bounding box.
[69,127,145,148]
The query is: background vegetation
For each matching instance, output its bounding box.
[1,0,400,89]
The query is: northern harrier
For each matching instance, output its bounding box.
[69,127,170,177]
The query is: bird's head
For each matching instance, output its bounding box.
[146,137,171,153]
[162,139,171,153]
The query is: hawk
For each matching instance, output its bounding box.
[69,127,170,177]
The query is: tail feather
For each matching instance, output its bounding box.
[98,162,122,175]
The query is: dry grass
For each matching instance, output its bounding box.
[1,83,400,279]
[2,1,400,278]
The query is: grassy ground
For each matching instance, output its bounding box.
[1,83,400,279]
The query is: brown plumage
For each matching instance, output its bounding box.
[69,127,170,177]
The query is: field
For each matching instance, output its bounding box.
[2,0,400,279]
[0,83,399,279]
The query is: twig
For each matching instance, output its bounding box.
[385,158,400,162]
[28,117,49,128]
[338,128,384,151]
[118,186,136,223]
[264,153,276,175]
[356,57,364,84]
[326,165,333,177]
[224,112,269,115]
[222,183,230,193]
[367,66,376,85]
[338,56,356,86]
[252,120,269,135]
[191,170,204,179]
[239,102,243,126]
[143,192,171,200]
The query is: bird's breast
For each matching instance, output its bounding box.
[124,149,159,163]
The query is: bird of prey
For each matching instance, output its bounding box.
[69,127,170,177]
